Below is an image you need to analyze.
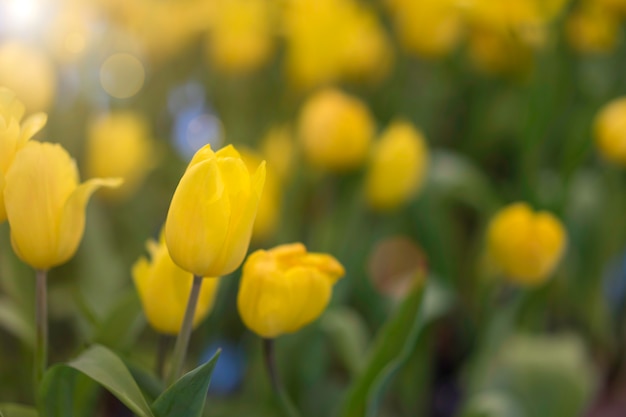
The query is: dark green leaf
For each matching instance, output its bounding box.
[0,403,39,417]
[152,350,220,417]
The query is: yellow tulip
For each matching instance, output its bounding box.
[239,148,281,241]
[566,5,620,54]
[260,125,294,182]
[366,121,429,211]
[4,142,122,270]
[165,144,266,277]
[298,89,374,171]
[0,87,47,223]
[132,232,219,335]
[237,243,345,338]
[207,0,275,74]
[595,97,626,165]
[85,111,155,201]
[486,203,567,286]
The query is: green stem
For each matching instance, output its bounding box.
[166,275,202,386]
[156,334,172,379]
[262,339,302,417]
[35,269,48,389]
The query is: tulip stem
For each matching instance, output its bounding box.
[262,339,302,417]
[166,275,203,386]
[155,334,172,379]
[35,269,48,389]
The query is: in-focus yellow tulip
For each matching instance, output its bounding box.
[239,148,281,241]
[207,0,275,74]
[298,89,374,171]
[366,121,429,211]
[595,97,626,165]
[4,142,122,270]
[0,87,47,223]
[133,231,219,335]
[86,111,155,201]
[487,203,567,286]
[165,144,266,277]
[237,243,345,338]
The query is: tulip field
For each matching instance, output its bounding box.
[2,0,626,416]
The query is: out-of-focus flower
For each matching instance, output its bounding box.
[386,0,463,58]
[46,7,94,63]
[206,0,275,74]
[466,28,535,76]
[132,231,219,335]
[86,111,156,201]
[283,0,392,89]
[0,87,47,223]
[0,41,56,111]
[298,88,374,171]
[487,202,566,286]
[366,121,429,211]
[237,243,345,338]
[594,97,626,165]
[596,0,626,15]
[260,125,294,182]
[240,148,281,241]
[4,142,121,270]
[566,4,621,54]
[165,144,266,277]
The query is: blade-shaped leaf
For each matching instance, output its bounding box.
[152,350,221,417]
[0,403,38,417]
[38,345,154,417]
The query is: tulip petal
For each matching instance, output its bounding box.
[55,177,123,267]
[0,174,5,223]
[19,112,47,144]
[4,142,81,269]
[213,160,266,275]
[0,118,21,171]
[283,266,332,333]
[165,159,231,276]
[0,87,25,122]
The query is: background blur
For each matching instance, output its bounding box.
[1,0,626,416]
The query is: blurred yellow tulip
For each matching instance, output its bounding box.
[0,87,47,223]
[487,203,566,286]
[366,121,429,211]
[387,0,463,58]
[260,125,294,182]
[566,5,621,54]
[298,89,374,171]
[165,144,266,277]
[594,97,626,165]
[4,142,122,270]
[207,0,275,74]
[239,148,281,241]
[133,231,219,335]
[86,111,155,201]
[237,243,345,338]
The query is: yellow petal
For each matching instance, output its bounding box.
[282,266,332,333]
[4,142,80,269]
[165,158,231,276]
[19,112,47,144]
[55,177,123,267]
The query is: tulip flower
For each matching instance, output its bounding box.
[85,111,156,201]
[4,141,122,270]
[366,121,429,211]
[594,97,626,165]
[237,243,345,339]
[260,125,294,182]
[486,203,567,286]
[133,232,219,335]
[0,87,47,223]
[298,88,374,171]
[165,144,266,277]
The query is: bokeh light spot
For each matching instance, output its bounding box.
[100,53,145,99]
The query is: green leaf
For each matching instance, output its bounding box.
[39,345,155,417]
[152,350,221,417]
[0,403,38,417]
[93,290,145,350]
[337,279,454,417]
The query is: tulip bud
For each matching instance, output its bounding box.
[237,243,345,338]
[165,144,266,277]
[594,97,626,165]
[0,87,47,223]
[85,111,155,201]
[132,231,219,335]
[298,88,374,171]
[366,121,429,211]
[486,202,567,286]
[4,142,122,270]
